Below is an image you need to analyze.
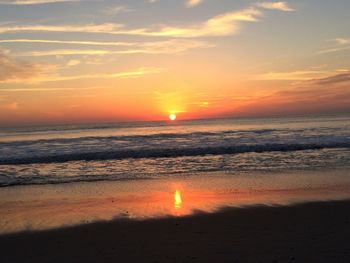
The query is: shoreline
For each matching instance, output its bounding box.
[1,199,350,262]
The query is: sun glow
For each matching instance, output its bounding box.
[169,113,177,121]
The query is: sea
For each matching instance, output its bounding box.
[1,114,350,187]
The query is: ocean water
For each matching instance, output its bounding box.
[1,114,350,233]
[1,114,350,187]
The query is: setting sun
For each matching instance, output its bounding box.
[169,114,177,121]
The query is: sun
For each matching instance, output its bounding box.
[169,113,177,121]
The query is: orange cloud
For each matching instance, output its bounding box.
[0,50,53,82]
[235,71,350,117]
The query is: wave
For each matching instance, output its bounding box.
[0,173,154,187]
[1,142,350,165]
[1,147,350,187]
[0,129,281,146]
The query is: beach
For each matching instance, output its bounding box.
[1,0,350,261]
[1,116,350,262]
[1,169,350,234]
[1,199,350,263]
[1,0,349,260]
[1,169,350,263]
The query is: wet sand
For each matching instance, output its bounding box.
[1,199,350,263]
[2,169,350,234]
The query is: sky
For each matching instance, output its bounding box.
[0,0,349,126]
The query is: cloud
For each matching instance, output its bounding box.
[0,8,263,38]
[16,39,213,56]
[1,86,110,92]
[0,66,161,84]
[0,1,295,41]
[318,46,350,54]
[256,1,294,11]
[256,70,336,81]
[0,23,124,34]
[0,0,79,5]
[0,50,53,82]
[0,2,294,38]
[186,0,202,8]
[66,59,80,66]
[103,5,131,15]
[311,70,350,86]
[236,70,350,117]
[8,69,160,83]
[0,39,139,46]
[127,8,262,37]
[334,38,350,45]
[39,67,162,82]
[318,38,350,54]
[0,49,161,84]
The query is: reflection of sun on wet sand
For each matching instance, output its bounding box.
[1,170,350,234]
[174,190,182,209]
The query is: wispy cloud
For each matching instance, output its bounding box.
[0,2,293,38]
[1,66,161,84]
[0,39,137,46]
[311,70,350,86]
[318,46,350,54]
[16,39,213,56]
[36,67,162,82]
[318,38,350,54]
[0,24,123,34]
[118,7,262,37]
[256,70,341,81]
[134,8,262,37]
[0,7,264,38]
[333,38,350,45]
[102,5,131,15]
[0,0,79,5]
[186,0,203,8]
[256,1,294,12]
[1,86,110,92]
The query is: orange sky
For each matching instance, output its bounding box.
[0,0,350,126]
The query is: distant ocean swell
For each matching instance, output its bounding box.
[1,142,350,165]
[1,127,350,164]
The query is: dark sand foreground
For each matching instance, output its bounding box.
[1,200,350,263]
